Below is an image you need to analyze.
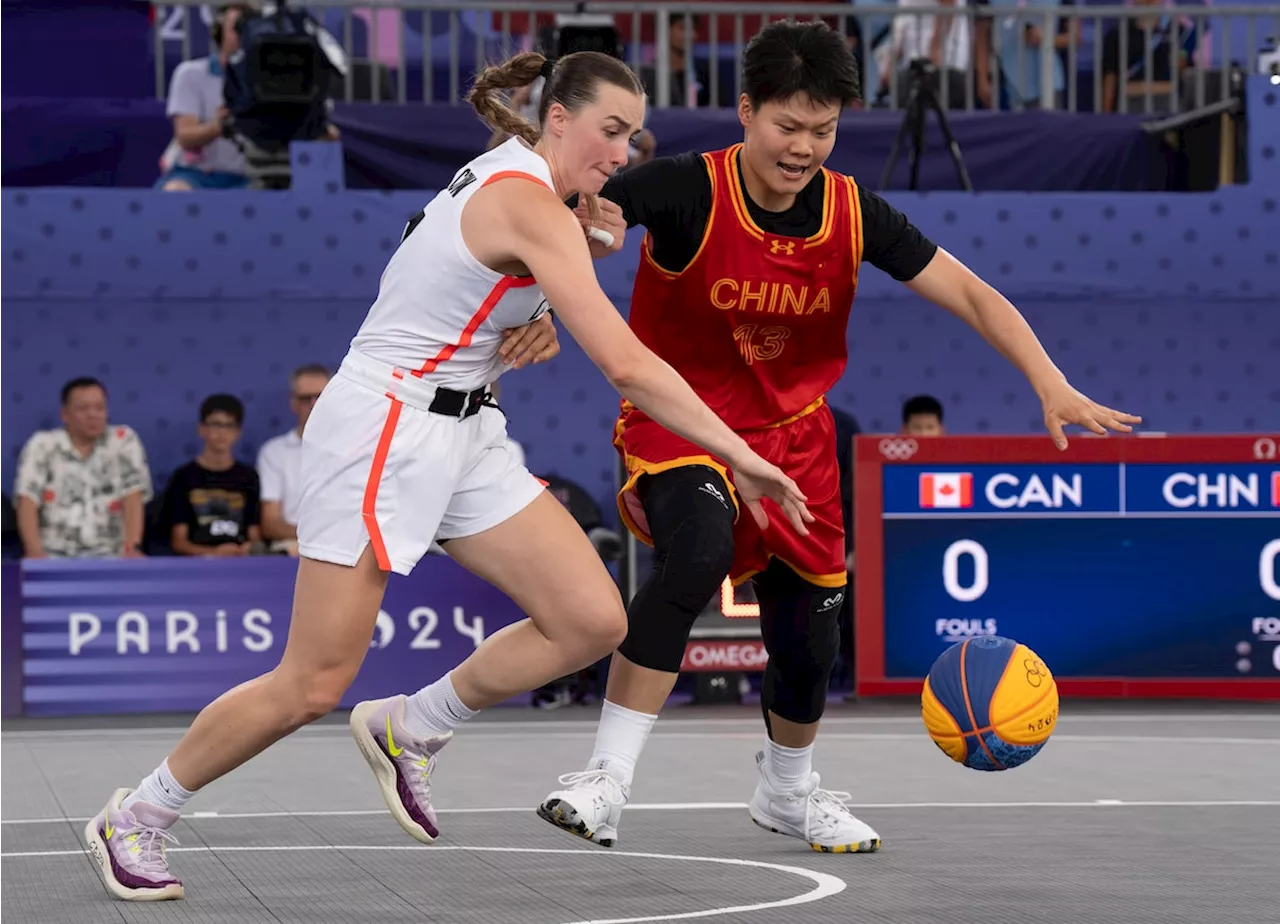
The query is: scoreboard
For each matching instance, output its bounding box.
[853,434,1280,700]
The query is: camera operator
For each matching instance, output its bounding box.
[156,4,253,191]
[221,1,344,188]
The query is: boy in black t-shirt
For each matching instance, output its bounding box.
[163,394,261,557]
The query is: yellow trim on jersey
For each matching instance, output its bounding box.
[845,175,864,284]
[804,170,838,248]
[723,144,836,249]
[762,395,827,430]
[723,145,765,242]
[638,151,719,280]
[615,454,741,546]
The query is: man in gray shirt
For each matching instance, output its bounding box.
[157,4,251,190]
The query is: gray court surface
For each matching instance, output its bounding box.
[3,700,1278,924]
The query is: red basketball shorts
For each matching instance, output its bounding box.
[614,400,846,589]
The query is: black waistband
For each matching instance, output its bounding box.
[428,384,494,419]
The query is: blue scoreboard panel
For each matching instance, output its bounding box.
[854,435,1280,700]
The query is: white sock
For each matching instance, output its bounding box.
[124,759,196,814]
[587,699,658,787]
[403,671,479,739]
[766,740,814,793]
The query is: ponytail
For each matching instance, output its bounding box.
[465,52,545,147]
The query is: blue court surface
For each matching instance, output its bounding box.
[3,701,1277,923]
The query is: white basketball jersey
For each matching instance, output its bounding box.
[347,138,554,391]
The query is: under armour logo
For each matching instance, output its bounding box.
[699,482,729,509]
[769,239,795,255]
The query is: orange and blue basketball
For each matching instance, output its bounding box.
[921,636,1059,771]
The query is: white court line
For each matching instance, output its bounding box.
[5,713,1278,739]
[0,843,845,924]
[5,800,1278,827]
[4,729,1278,746]
[0,803,752,825]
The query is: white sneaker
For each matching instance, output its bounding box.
[748,751,882,853]
[536,764,630,847]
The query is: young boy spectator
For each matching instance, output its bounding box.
[902,394,947,436]
[163,394,261,557]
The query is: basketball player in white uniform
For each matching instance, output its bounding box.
[85,50,815,902]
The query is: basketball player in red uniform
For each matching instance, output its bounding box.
[537,21,1140,853]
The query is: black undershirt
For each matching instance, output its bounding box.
[598,151,939,280]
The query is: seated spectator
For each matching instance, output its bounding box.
[156,4,253,191]
[13,377,152,559]
[902,394,946,436]
[257,364,330,553]
[163,394,261,557]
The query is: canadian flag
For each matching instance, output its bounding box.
[1271,471,1280,507]
[919,472,974,509]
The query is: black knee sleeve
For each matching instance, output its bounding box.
[618,466,736,673]
[756,561,846,728]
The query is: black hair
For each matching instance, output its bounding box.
[741,21,861,109]
[902,395,944,424]
[200,393,245,427]
[61,377,106,406]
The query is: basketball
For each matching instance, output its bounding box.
[921,636,1059,771]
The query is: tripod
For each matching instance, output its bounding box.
[879,60,974,192]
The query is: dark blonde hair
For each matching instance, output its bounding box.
[467,51,642,220]
[467,50,642,146]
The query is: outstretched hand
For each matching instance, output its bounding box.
[730,455,815,535]
[1038,379,1142,450]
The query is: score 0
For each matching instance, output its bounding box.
[1261,540,1280,602]
[943,539,989,603]
[943,539,1280,604]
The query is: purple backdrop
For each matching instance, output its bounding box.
[2,563,22,716]
[16,556,527,717]
[2,97,1165,192]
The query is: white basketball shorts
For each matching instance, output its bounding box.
[296,350,544,575]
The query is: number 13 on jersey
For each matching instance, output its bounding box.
[732,323,791,365]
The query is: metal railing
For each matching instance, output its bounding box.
[150,2,1280,114]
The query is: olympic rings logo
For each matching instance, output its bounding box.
[1024,658,1048,688]
[878,438,919,461]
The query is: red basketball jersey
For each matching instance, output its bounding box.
[627,145,863,430]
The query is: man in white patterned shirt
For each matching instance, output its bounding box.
[14,378,153,558]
